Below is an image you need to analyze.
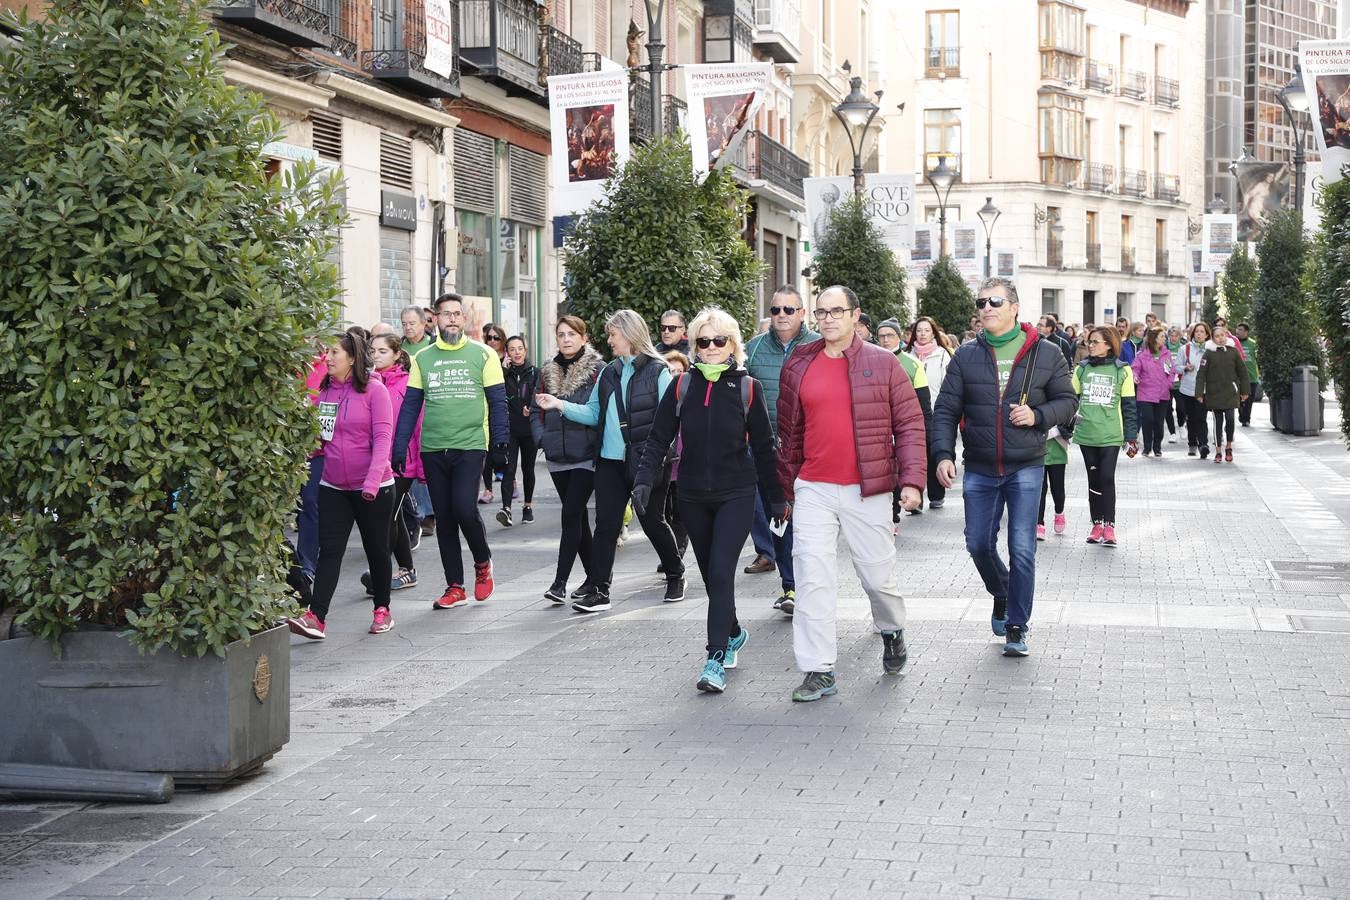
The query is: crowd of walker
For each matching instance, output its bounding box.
[288,279,1255,701]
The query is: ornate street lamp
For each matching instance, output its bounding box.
[976,196,1001,278]
[926,154,957,258]
[1276,67,1311,213]
[833,62,883,197]
[643,0,669,140]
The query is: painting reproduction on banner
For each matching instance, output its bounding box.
[1300,39,1350,185]
[1232,161,1289,242]
[683,63,771,178]
[548,71,630,217]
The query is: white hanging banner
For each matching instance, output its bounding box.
[951,221,982,282]
[804,176,852,253]
[1299,39,1350,186]
[424,0,456,79]
[683,63,772,179]
[1201,213,1238,273]
[906,223,936,280]
[548,71,631,217]
[1187,244,1215,288]
[803,174,916,259]
[991,247,1018,281]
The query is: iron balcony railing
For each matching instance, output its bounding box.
[460,0,540,92]
[1085,60,1114,92]
[925,46,960,78]
[1153,173,1181,202]
[1119,68,1148,100]
[1121,247,1136,273]
[1155,76,1180,108]
[1087,242,1102,270]
[1120,168,1148,198]
[631,85,685,143]
[1047,239,1064,269]
[364,0,461,97]
[213,0,330,47]
[1156,248,1170,275]
[316,0,358,58]
[665,96,687,135]
[543,25,583,80]
[1083,163,1115,193]
[751,130,808,198]
[580,51,603,72]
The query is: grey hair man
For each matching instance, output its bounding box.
[655,309,689,354]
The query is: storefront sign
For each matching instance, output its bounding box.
[380,191,417,231]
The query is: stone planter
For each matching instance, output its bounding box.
[0,624,289,786]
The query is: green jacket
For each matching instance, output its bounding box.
[745,325,820,434]
[1240,337,1259,384]
[1195,342,1250,410]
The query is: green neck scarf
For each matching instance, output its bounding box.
[695,362,730,382]
[985,323,1022,347]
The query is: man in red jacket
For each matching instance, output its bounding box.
[776,285,928,702]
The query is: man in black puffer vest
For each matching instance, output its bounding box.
[932,277,1078,659]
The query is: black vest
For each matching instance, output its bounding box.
[597,354,667,481]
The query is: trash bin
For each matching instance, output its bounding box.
[1290,365,1323,436]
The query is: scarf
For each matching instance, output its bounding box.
[912,338,940,361]
[985,323,1022,347]
[694,362,730,382]
[554,349,580,374]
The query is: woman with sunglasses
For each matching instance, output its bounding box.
[631,308,780,693]
[478,323,509,504]
[1072,326,1138,547]
[497,335,539,526]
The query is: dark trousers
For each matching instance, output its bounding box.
[502,434,538,510]
[549,468,595,588]
[1081,445,1120,523]
[1184,394,1208,448]
[423,449,492,586]
[750,492,776,559]
[297,456,324,578]
[388,476,415,571]
[666,482,687,552]
[591,458,682,592]
[312,484,394,621]
[926,442,946,505]
[1171,387,1187,429]
[1239,395,1255,426]
[1138,400,1167,454]
[482,454,494,492]
[756,484,794,590]
[1038,463,1065,524]
[681,494,752,655]
[1211,407,1236,444]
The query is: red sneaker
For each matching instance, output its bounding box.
[287,610,325,640]
[433,584,468,610]
[1225,447,1233,463]
[474,560,494,601]
[1086,522,1105,544]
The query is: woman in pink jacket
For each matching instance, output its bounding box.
[288,331,396,640]
[1130,326,1175,457]
[371,334,424,593]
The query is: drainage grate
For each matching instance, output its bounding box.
[1269,560,1350,582]
[1288,616,1350,634]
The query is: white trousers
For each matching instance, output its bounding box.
[790,479,906,673]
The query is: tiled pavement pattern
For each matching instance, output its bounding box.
[4,398,1349,899]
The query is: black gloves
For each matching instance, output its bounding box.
[391,447,406,475]
[770,502,789,524]
[488,443,509,471]
[631,483,652,518]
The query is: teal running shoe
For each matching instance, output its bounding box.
[723,628,749,669]
[697,656,726,693]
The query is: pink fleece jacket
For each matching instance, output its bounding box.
[1130,347,1175,403]
[374,366,425,482]
[313,376,394,495]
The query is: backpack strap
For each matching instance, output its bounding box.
[674,372,692,419]
[741,376,753,413]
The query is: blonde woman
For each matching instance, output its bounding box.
[536,309,684,612]
[632,308,780,693]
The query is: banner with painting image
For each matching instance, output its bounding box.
[547,71,631,216]
[1231,161,1289,242]
[683,63,772,179]
[1299,39,1350,186]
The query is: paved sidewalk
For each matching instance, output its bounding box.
[4,398,1349,899]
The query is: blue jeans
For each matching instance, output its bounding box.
[297,455,325,579]
[961,465,1042,628]
[756,484,795,591]
[411,480,433,518]
[750,491,776,561]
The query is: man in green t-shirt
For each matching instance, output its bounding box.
[1235,323,1259,426]
[401,305,435,357]
[393,293,508,610]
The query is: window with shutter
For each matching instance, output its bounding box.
[454,129,497,215]
[311,111,343,162]
[507,145,547,225]
[380,133,414,191]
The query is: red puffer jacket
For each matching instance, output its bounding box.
[776,335,927,501]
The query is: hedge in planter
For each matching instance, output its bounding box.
[1218,243,1258,329]
[1251,209,1322,407]
[0,0,344,657]
[1311,166,1350,442]
[811,195,908,327]
[917,255,976,338]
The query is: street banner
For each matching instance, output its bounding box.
[1187,244,1215,288]
[1201,213,1238,273]
[804,174,916,258]
[547,71,631,217]
[1231,161,1289,242]
[906,223,936,281]
[1299,39,1350,186]
[804,177,850,253]
[991,247,1017,281]
[952,221,981,282]
[683,63,772,179]
[424,0,456,79]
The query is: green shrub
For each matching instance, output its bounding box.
[563,136,761,347]
[916,255,976,337]
[1310,168,1350,441]
[1252,210,1322,402]
[1218,244,1258,329]
[0,0,344,655]
[810,195,908,326]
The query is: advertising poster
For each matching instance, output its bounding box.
[548,71,631,217]
[803,175,916,258]
[1299,39,1350,185]
[1201,213,1238,273]
[906,223,936,281]
[804,177,851,253]
[952,222,981,282]
[683,63,772,179]
[1187,244,1215,288]
[424,0,457,79]
[992,248,1018,281]
[1231,161,1289,242]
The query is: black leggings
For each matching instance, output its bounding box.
[681,494,752,655]
[423,449,492,586]
[1210,407,1236,444]
[1081,445,1120,524]
[312,484,394,621]
[1038,463,1066,524]
[590,458,682,592]
[387,476,415,571]
[549,467,595,587]
[666,481,687,551]
[502,434,538,510]
[482,454,494,493]
[1138,400,1167,454]
[1184,394,1208,448]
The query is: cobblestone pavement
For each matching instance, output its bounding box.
[4,399,1350,899]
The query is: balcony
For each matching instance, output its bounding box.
[1087,242,1102,270]
[1155,248,1170,275]
[750,131,809,198]
[1120,168,1148,198]
[1121,247,1136,274]
[213,0,329,48]
[544,25,584,80]
[365,0,460,98]
[317,0,357,59]
[753,0,801,64]
[631,86,686,144]
[1085,60,1114,93]
[460,0,541,97]
[925,46,960,79]
[1082,163,1115,193]
[1119,68,1148,100]
[1047,239,1064,270]
[1153,173,1181,203]
[1154,76,1180,108]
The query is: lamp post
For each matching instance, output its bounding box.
[976,196,1001,278]
[1276,67,1310,214]
[833,63,883,197]
[643,0,668,139]
[926,155,957,257]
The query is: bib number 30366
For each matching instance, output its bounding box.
[318,401,339,442]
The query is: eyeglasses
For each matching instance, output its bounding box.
[1088,339,1108,346]
[485,334,504,342]
[695,336,730,349]
[660,324,683,332]
[770,305,798,316]
[975,296,1009,309]
[812,306,855,321]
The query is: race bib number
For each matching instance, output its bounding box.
[1082,372,1116,407]
[318,401,338,442]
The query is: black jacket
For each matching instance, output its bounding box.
[533,346,603,465]
[503,362,539,439]
[932,323,1079,476]
[634,364,781,505]
[596,353,666,481]
[655,338,690,355]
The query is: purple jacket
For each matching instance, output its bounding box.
[313,376,394,496]
[1131,347,1175,403]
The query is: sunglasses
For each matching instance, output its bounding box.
[770,305,798,315]
[695,336,730,349]
[660,324,683,332]
[975,296,1009,309]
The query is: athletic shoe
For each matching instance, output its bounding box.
[1003,625,1029,657]
[1167,432,1178,443]
[433,584,468,610]
[408,526,422,552]
[1102,523,1117,547]
[1187,447,1197,457]
[1140,450,1151,458]
[572,589,611,614]
[881,630,908,675]
[773,589,795,615]
[663,575,686,603]
[791,671,837,702]
[1086,522,1105,544]
[473,561,494,601]
[1214,448,1223,464]
[616,525,630,547]
[521,506,534,524]
[991,613,1008,636]
[906,507,922,516]
[478,489,493,504]
[420,516,436,536]
[697,656,727,693]
[287,610,325,640]
[929,499,944,509]
[724,628,749,669]
[1199,446,1209,459]
[1053,513,1066,535]
[1225,447,1234,463]
[544,583,568,605]
[570,582,595,599]
[360,570,373,596]
[496,507,512,527]
[1036,524,1047,541]
[390,567,418,591]
[368,607,393,634]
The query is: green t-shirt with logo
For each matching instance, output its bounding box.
[404,334,435,357]
[986,324,1027,397]
[1071,361,1136,447]
[407,336,505,451]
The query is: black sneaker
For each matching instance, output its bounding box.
[929,499,944,509]
[1003,625,1029,657]
[521,506,534,524]
[572,588,611,614]
[408,526,422,551]
[773,589,795,615]
[570,582,595,599]
[360,570,373,597]
[881,630,908,675]
[543,583,567,605]
[1199,445,1209,459]
[663,575,686,603]
[791,671,837,702]
[495,508,512,527]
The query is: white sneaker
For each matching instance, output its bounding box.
[1167,432,1178,444]
[616,525,630,547]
